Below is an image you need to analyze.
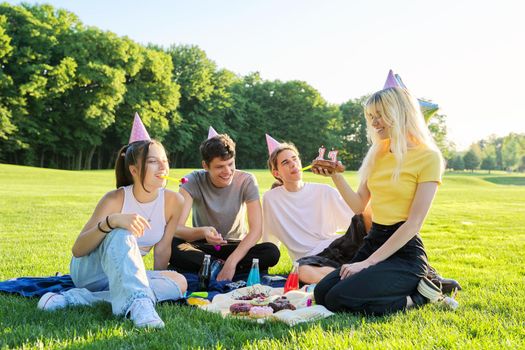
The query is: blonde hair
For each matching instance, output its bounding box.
[267,142,300,188]
[359,87,444,181]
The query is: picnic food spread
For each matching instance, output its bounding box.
[199,285,334,325]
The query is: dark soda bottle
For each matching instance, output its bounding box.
[284,262,299,293]
[198,254,211,291]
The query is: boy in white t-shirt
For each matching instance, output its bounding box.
[262,138,371,283]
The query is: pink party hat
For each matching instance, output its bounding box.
[129,112,151,144]
[207,126,219,140]
[266,134,281,156]
[383,69,402,89]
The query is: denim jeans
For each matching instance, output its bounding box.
[65,228,183,315]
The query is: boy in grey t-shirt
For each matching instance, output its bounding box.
[169,133,280,281]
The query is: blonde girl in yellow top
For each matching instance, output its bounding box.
[312,86,445,315]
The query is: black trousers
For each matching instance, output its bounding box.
[169,238,280,274]
[314,222,428,315]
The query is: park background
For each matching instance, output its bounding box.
[1,2,524,349]
[0,2,524,172]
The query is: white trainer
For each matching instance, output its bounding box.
[37,292,68,311]
[417,277,443,302]
[127,298,165,329]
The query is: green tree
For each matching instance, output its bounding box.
[163,44,237,167]
[0,13,20,162]
[463,150,480,172]
[428,113,454,160]
[337,97,369,170]
[476,136,499,170]
[480,156,496,174]
[501,133,525,171]
[447,154,464,171]
[518,155,525,172]
[493,137,504,170]
[57,27,129,169]
[0,3,83,166]
[264,80,337,165]
[103,43,181,170]
[229,75,337,168]
[225,73,267,168]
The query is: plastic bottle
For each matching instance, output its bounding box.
[198,254,211,291]
[443,296,459,310]
[246,258,261,286]
[284,262,300,293]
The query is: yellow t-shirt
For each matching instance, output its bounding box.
[367,144,443,225]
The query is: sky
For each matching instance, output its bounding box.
[5,0,525,150]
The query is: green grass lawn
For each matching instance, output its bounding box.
[1,164,524,349]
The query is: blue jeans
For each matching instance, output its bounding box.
[65,229,183,315]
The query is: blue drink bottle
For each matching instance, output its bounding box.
[246,258,260,286]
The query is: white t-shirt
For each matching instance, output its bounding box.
[262,183,353,262]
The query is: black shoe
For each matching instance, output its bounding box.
[427,265,462,294]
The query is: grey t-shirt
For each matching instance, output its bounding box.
[181,170,260,239]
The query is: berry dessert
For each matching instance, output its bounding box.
[249,306,274,319]
[268,296,296,312]
[236,292,267,301]
[229,303,253,316]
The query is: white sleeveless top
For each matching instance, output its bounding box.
[121,185,166,256]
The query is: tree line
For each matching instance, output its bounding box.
[1,3,453,171]
[448,133,525,173]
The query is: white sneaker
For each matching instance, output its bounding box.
[37,292,68,311]
[417,277,443,303]
[127,298,165,329]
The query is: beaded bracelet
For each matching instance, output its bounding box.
[97,221,111,234]
[106,215,115,230]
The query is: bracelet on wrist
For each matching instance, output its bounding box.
[97,221,111,234]
[105,215,115,230]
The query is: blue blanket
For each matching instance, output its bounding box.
[182,272,287,300]
[0,273,287,300]
[0,275,75,297]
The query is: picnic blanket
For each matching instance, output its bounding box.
[199,284,334,326]
[0,272,286,300]
[1,274,333,326]
[182,272,287,300]
[0,274,75,297]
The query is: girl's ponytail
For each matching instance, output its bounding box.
[115,144,133,188]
